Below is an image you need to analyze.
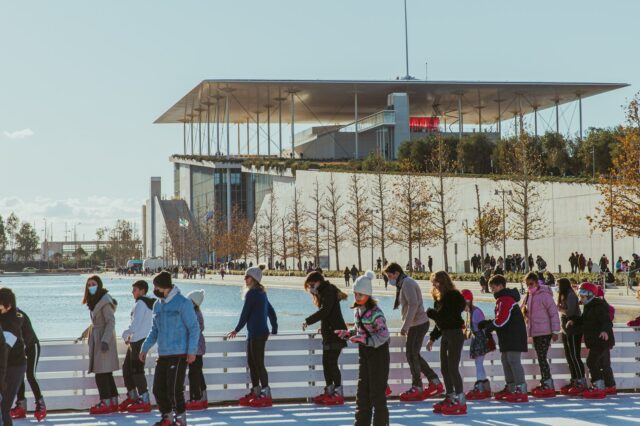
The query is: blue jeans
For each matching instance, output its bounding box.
[1,364,27,426]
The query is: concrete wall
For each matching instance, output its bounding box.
[259,170,637,273]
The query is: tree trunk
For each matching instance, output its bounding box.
[440,175,449,271]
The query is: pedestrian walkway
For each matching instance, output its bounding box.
[34,394,640,425]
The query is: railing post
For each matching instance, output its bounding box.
[308,333,315,401]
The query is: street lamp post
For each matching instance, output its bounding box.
[463,219,470,271]
[495,190,511,262]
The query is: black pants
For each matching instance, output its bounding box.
[406,322,438,387]
[533,335,552,381]
[355,342,389,426]
[247,336,269,388]
[562,333,585,380]
[95,372,118,400]
[123,339,148,395]
[440,329,464,394]
[17,342,42,401]
[2,364,27,426]
[188,355,207,400]
[153,356,188,415]
[587,346,615,386]
[322,347,343,387]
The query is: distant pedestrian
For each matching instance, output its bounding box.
[344,267,351,287]
[428,256,433,273]
[350,265,359,283]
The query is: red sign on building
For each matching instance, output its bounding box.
[410,117,440,133]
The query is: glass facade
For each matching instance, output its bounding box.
[191,166,216,223]
[174,163,181,199]
[213,169,248,223]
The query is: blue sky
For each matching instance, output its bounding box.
[0,0,637,240]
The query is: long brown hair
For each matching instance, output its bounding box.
[430,270,456,301]
[304,271,347,308]
[82,275,104,305]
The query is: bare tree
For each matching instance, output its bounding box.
[425,136,457,272]
[466,184,503,261]
[263,189,278,269]
[289,189,311,270]
[275,210,291,269]
[346,173,371,271]
[323,173,346,271]
[308,177,323,267]
[389,163,430,270]
[371,156,391,267]
[505,131,546,270]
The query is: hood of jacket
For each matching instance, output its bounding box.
[94,293,117,313]
[494,287,521,303]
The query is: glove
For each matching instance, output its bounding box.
[101,342,109,352]
[477,320,492,330]
[335,330,351,339]
[426,307,436,318]
[350,335,366,345]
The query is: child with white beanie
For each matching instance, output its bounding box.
[335,271,390,425]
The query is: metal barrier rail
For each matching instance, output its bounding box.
[34,326,640,411]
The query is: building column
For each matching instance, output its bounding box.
[289,90,297,158]
[496,97,502,139]
[578,94,583,140]
[354,89,359,159]
[555,99,560,135]
[266,104,272,156]
[226,168,232,232]
[533,107,538,137]
[256,111,261,156]
[246,117,250,155]
[457,93,463,141]
[225,95,230,158]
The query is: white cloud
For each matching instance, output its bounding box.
[3,128,34,140]
[0,196,144,240]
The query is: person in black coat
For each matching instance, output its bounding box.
[478,275,528,402]
[302,271,348,405]
[567,282,615,398]
[0,287,27,426]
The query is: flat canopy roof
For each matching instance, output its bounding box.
[155,79,628,125]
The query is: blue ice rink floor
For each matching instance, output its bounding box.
[19,394,640,426]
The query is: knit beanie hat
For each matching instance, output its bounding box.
[461,289,473,302]
[353,270,375,296]
[187,289,205,307]
[153,271,172,289]
[245,265,263,283]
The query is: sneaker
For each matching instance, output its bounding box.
[34,398,47,422]
[605,386,617,395]
[560,380,575,395]
[433,394,453,414]
[505,384,529,403]
[532,379,556,398]
[313,385,333,405]
[466,380,491,400]
[385,385,392,397]
[127,392,152,413]
[423,381,444,399]
[249,387,273,408]
[10,400,27,420]
[324,386,344,406]
[400,386,426,402]
[153,414,173,426]
[239,386,261,406]
[566,379,587,396]
[583,380,606,399]
[494,384,512,401]
[442,393,467,416]
[89,400,112,415]
[174,412,188,426]
[119,390,138,412]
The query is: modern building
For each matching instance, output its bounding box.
[145,78,628,268]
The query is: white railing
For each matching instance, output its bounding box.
[339,110,395,133]
[35,327,640,411]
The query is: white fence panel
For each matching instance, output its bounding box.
[31,326,640,411]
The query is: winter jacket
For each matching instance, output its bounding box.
[427,290,465,342]
[304,281,347,348]
[195,308,206,356]
[0,324,6,388]
[484,287,528,353]
[571,297,615,349]
[234,287,278,339]
[18,308,38,347]
[0,309,26,367]
[142,286,201,357]
[122,296,154,343]
[352,304,390,348]
[559,291,582,335]
[88,293,119,374]
[522,284,561,337]
[395,275,429,334]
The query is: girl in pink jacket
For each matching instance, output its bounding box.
[521,272,560,398]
